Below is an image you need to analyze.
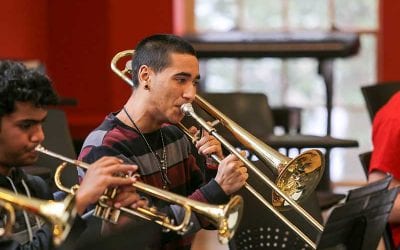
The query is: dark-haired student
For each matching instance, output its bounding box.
[78,34,248,249]
[0,60,146,250]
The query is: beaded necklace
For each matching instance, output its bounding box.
[122,107,171,189]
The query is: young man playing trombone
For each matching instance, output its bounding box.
[0,60,146,250]
[78,34,248,249]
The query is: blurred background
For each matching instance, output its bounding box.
[0,0,399,192]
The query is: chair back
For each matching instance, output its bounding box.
[361,82,400,121]
[181,92,275,148]
[358,151,372,176]
[201,92,275,136]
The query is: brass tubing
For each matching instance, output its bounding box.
[110,49,325,249]
[0,187,76,246]
[180,103,323,249]
[35,145,243,244]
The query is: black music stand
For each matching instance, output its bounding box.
[346,174,391,201]
[316,175,398,250]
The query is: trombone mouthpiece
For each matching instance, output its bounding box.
[35,144,44,152]
[180,103,194,115]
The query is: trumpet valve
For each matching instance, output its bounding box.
[94,194,121,224]
[93,205,121,224]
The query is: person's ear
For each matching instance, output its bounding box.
[138,65,151,90]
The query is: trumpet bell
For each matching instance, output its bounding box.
[0,201,15,237]
[216,195,243,244]
[49,194,77,246]
[0,187,76,247]
[273,149,324,209]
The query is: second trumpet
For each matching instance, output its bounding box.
[35,145,243,244]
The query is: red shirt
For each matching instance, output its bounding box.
[370,91,400,247]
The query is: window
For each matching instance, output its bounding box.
[182,0,378,185]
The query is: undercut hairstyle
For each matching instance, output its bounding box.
[131,34,197,88]
[0,60,59,118]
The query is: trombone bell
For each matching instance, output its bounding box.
[191,95,324,210]
[180,102,324,248]
[273,149,323,207]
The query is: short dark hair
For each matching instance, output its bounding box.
[131,34,197,88]
[0,60,59,118]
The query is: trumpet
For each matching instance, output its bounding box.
[35,145,243,244]
[0,187,76,246]
[110,49,325,249]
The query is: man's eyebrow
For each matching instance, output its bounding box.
[174,72,201,80]
[174,72,191,77]
[18,116,47,124]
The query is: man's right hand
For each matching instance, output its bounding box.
[214,152,248,195]
[75,156,141,215]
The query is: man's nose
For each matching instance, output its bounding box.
[183,84,197,102]
[30,125,45,143]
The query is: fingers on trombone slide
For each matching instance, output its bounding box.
[187,126,201,144]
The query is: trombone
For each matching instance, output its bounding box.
[0,187,76,246]
[111,50,325,249]
[35,145,243,244]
